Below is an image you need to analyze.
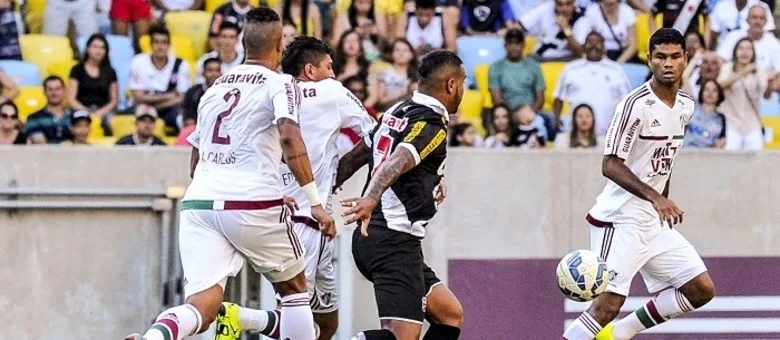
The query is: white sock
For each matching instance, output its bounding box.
[279,292,315,340]
[612,289,694,340]
[239,307,280,337]
[562,312,602,340]
[144,304,203,340]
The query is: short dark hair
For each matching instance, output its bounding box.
[649,28,686,54]
[698,79,725,107]
[586,30,604,43]
[219,21,240,34]
[203,57,221,69]
[416,0,436,10]
[243,7,282,55]
[43,75,63,88]
[245,6,281,25]
[417,49,462,86]
[504,28,525,44]
[449,122,472,147]
[148,25,170,40]
[281,36,332,76]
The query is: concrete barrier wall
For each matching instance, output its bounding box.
[1,147,778,339]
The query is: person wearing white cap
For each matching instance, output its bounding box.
[115,104,167,146]
[61,110,92,146]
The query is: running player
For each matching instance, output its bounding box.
[338,50,465,340]
[561,28,715,340]
[123,7,335,340]
[214,36,377,340]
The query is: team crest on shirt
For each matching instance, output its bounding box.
[645,99,656,107]
[609,270,618,281]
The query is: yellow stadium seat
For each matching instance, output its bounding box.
[761,117,780,148]
[14,86,46,122]
[25,12,43,34]
[89,137,117,147]
[154,119,166,137]
[26,0,47,14]
[636,13,651,62]
[46,60,77,80]
[19,35,75,75]
[139,34,197,64]
[654,13,706,35]
[540,62,567,112]
[164,11,212,57]
[111,115,137,138]
[88,114,104,140]
[165,136,177,145]
[458,90,486,136]
[524,36,537,56]
[474,63,493,108]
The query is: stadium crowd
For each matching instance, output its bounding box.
[0,0,778,150]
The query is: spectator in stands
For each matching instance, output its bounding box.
[684,31,705,62]
[366,38,418,111]
[651,0,710,43]
[0,101,25,144]
[129,25,191,134]
[332,0,384,60]
[684,79,727,148]
[683,51,721,101]
[482,103,512,148]
[208,0,253,51]
[520,0,588,61]
[0,0,22,60]
[333,30,371,82]
[449,122,478,147]
[281,0,322,39]
[554,103,602,149]
[509,104,546,148]
[717,4,780,73]
[580,0,637,63]
[44,0,98,39]
[282,20,299,47]
[109,0,153,46]
[24,76,73,144]
[61,110,93,146]
[196,22,243,83]
[69,34,119,137]
[395,0,455,55]
[178,57,221,146]
[460,0,517,35]
[718,38,774,151]
[343,75,377,118]
[116,104,167,145]
[151,0,203,16]
[0,68,18,103]
[709,0,774,49]
[553,31,631,135]
[489,29,545,112]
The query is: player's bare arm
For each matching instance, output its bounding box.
[341,146,417,236]
[333,140,371,193]
[278,117,337,239]
[189,147,199,179]
[603,155,683,226]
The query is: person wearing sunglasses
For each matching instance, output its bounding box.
[0,101,26,145]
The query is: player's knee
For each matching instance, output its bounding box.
[314,312,339,340]
[273,271,308,296]
[684,277,716,309]
[435,299,464,328]
[185,285,225,333]
[587,294,625,324]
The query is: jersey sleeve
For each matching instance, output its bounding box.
[270,75,301,125]
[339,88,377,137]
[603,96,645,159]
[397,117,447,166]
[553,65,570,100]
[186,122,202,148]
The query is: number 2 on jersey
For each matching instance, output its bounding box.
[372,134,393,175]
[211,88,241,145]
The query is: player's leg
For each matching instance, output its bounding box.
[607,229,713,340]
[125,209,244,340]
[349,226,426,340]
[562,225,649,340]
[421,264,463,340]
[310,224,340,340]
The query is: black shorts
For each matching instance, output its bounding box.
[352,225,441,323]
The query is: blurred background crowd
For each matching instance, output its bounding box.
[0,0,778,151]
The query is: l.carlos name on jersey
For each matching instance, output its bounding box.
[201,150,237,165]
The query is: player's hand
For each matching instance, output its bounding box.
[652,196,684,228]
[283,196,299,211]
[311,205,337,240]
[341,196,378,236]
[434,181,447,205]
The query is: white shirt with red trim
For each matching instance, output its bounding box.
[589,81,695,227]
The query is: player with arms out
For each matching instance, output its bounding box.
[337,50,466,340]
[561,28,715,340]
[214,36,377,340]
[123,7,335,340]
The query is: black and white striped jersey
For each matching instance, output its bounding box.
[362,92,449,238]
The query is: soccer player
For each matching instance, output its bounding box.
[338,50,466,340]
[561,28,716,340]
[213,36,377,340]
[123,7,335,340]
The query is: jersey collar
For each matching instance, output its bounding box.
[411,91,449,122]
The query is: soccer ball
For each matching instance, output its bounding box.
[556,250,609,302]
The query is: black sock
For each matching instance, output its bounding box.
[357,329,397,340]
[423,323,461,340]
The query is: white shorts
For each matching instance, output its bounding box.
[178,204,305,299]
[590,223,707,297]
[293,220,339,313]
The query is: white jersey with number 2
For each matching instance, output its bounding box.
[279,78,376,219]
[184,64,302,201]
[589,81,695,227]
